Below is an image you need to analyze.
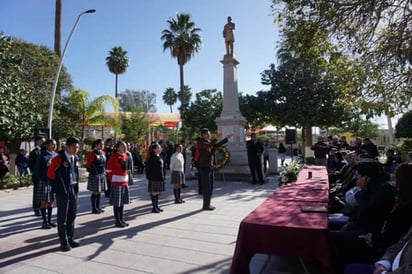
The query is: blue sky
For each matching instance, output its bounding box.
[0,0,279,113]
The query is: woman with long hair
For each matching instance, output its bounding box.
[106,141,130,227]
[145,142,165,213]
[86,139,107,214]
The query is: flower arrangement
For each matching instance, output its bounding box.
[278,161,303,186]
[213,146,230,170]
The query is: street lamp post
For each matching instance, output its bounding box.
[47,9,96,138]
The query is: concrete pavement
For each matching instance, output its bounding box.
[0,173,311,274]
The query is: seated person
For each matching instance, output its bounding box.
[343,163,412,272]
[344,224,412,274]
[382,149,399,175]
[329,159,396,273]
[329,151,350,187]
[329,153,360,213]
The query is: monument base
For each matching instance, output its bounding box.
[215,144,251,181]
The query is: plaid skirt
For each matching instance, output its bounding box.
[148,180,165,193]
[87,174,107,193]
[170,170,185,185]
[109,185,130,207]
[37,180,55,203]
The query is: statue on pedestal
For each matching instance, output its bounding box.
[223,16,235,56]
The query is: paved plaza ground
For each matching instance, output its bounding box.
[0,168,317,274]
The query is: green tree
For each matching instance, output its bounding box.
[118,89,156,112]
[120,110,146,144]
[106,46,129,98]
[177,85,192,108]
[183,89,222,140]
[62,89,119,157]
[272,0,412,143]
[0,34,43,152]
[162,87,177,113]
[260,19,351,156]
[239,92,268,129]
[0,35,73,149]
[395,111,412,139]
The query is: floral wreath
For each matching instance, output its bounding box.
[213,146,230,170]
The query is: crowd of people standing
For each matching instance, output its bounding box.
[19,128,232,252]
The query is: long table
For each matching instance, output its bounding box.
[230,166,333,274]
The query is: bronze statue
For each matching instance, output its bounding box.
[223,16,235,55]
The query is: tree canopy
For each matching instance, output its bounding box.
[271,0,412,116]
[395,111,412,139]
[0,34,72,149]
[183,89,222,140]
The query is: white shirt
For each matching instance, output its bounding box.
[170,152,184,172]
[376,239,410,272]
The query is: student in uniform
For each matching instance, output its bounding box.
[47,137,80,252]
[86,139,107,214]
[106,141,130,227]
[35,139,58,229]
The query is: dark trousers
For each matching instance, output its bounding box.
[32,175,40,212]
[248,158,263,183]
[199,167,214,208]
[344,264,374,274]
[55,191,77,245]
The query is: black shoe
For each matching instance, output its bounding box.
[48,221,57,227]
[152,208,160,213]
[42,222,51,229]
[259,180,266,185]
[251,181,258,185]
[97,208,105,213]
[60,244,71,252]
[182,184,188,188]
[121,221,129,227]
[202,206,216,211]
[92,210,101,214]
[68,240,80,248]
[174,199,182,204]
[179,199,185,203]
[115,222,126,228]
[156,207,164,212]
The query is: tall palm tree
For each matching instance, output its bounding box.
[162,87,177,113]
[161,13,202,106]
[54,0,62,57]
[105,46,129,98]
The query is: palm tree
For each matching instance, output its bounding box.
[162,87,177,113]
[161,13,202,106]
[66,89,119,161]
[105,46,129,98]
[177,85,192,108]
[54,0,62,57]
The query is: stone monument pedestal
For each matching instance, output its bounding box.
[215,54,250,181]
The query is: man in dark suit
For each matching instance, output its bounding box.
[28,135,45,216]
[197,128,232,210]
[374,225,412,273]
[47,137,80,252]
[246,133,265,184]
[345,226,412,273]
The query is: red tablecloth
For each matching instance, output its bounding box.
[230,166,333,274]
[274,166,329,203]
